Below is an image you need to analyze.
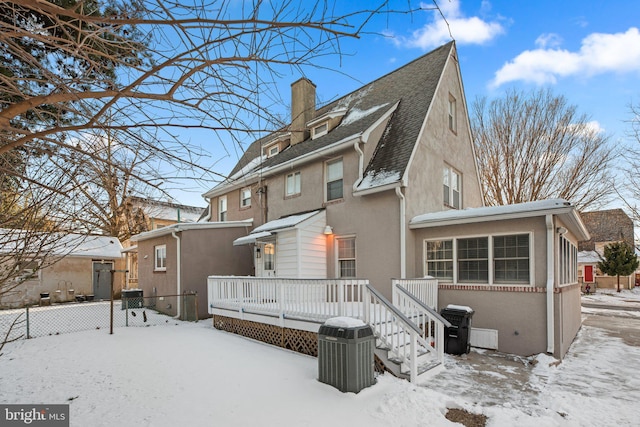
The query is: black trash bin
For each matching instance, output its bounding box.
[318,318,375,393]
[440,305,474,355]
[122,289,143,310]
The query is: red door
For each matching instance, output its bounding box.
[584,265,594,283]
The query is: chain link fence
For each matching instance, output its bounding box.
[0,293,198,344]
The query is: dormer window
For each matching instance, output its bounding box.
[312,122,328,139]
[307,108,347,140]
[267,145,279,158]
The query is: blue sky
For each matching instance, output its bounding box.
[175,0,640,207]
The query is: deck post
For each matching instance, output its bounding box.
[338,280,345,316]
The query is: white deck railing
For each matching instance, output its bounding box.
[392,278,438,309]
[208,276,368,323]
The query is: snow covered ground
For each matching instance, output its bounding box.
[1,290,639,426]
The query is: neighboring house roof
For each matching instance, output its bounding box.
[130,219,253,242]
[409,199,590,241]
[129,196,205,223]
[578,209,634,251]
[0,229,123,259]
[204,41,455,197]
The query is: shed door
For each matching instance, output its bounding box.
[584,265,594,283]
[93,262,113,300]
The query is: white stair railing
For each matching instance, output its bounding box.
[363,284,427,383]
[393,285,451,364]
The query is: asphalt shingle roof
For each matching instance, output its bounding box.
[223,41,454,190]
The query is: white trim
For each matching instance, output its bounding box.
[396,187,406,278]
[233,231,273,246]
[306,108,347,128]
[545,215,555,354]
[311,122,329,139]
[423,231,534,286]
[335,234,357,278]
[154,244,167,272]
[171,231,181,318]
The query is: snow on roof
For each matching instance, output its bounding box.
[252,210,321,234]
[411,199,574,226]
[340,103,388,127]
[60,234,124,258]
[578,250,601,264]
[356,170,401,191]
[0,229,123,259]
[228,154,264,181]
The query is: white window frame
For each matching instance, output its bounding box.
[325,157,344,202]
[240,187,251,208]
[267,145,279,158]
[559,235,578,285]
[457,237,489,284]
[448,94,457,133]
[218,196,227,221]
[285,171,301,197]
[312,122,329,139]
[493,234,530,284]
[154,245,167,271]
[443,165,461,209]
[424,232,533,286]
[336,236,356,278]
[425,240,454,281]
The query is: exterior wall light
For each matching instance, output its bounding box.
[323,225,333,235]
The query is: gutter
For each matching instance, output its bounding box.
[171,229,182,318]
[396,187,406,278]
[204,134,361,199]
[545,214,555,354]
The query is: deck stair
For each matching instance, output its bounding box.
[363,284,450,382]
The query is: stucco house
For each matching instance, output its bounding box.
[0,231,124,308]
[133,42,588,359]
[578,209,635,290]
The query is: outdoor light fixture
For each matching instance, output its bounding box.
[556,226,568,235]
[256,247,261,258]
[323,225,333,235]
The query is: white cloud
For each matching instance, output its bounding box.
[535,33,563,49]
[492,27,640,87]
[388,0,505,50]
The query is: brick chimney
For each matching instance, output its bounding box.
[290,78,316,145]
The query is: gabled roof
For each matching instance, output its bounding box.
[204,41,455,197]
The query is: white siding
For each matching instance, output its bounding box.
[276,230,298,277]
[298,212,327,278]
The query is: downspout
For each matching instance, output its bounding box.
[202,197,212,222]
[545,215,555,354]
[395,187,406,278]
[171,229,182,318]
[352,138,365,191]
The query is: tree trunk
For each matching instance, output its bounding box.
[617,275,621,293]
